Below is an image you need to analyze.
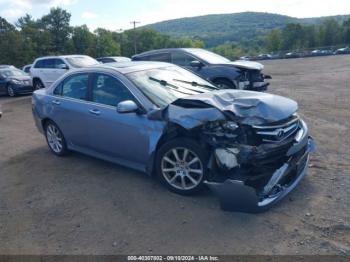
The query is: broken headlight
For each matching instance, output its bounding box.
[223,121,239,131]
[202,121,240,139]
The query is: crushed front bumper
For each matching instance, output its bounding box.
[204,121,316,213]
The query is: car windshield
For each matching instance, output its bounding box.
[187,49,230,64]
[0,69,27,78]
[66,56,99,68]
[126,66,217,108]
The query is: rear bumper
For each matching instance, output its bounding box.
[205,120,316,213]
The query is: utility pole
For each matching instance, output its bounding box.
[130,21,140,55]
[115,28,124,55]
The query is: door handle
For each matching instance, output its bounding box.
[89,109,101,115]
[52,100,61,105]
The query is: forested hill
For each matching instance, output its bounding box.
[144,12,350,47]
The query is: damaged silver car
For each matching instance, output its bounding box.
[32,62,315,213]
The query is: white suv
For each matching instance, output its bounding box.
[30,55,99,89]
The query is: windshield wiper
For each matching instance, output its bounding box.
[149,77,193,95]
[173,79,219,90]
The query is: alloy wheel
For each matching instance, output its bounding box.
[161,147,204,191]
[46,124,63,153]
[7,86,15,97]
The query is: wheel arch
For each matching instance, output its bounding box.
[146,123,207,176]
[212,77,236,88]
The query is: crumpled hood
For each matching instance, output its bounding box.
[217,60,264,71]
[169,90,298,127]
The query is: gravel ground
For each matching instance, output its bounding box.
[0,55,349,255]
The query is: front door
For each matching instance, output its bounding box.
[86,73,151,168]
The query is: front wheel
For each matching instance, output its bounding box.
[45,121,68,156]
[156,138,208,195]
[7,85,16,97]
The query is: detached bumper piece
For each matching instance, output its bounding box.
[205,122,316,213]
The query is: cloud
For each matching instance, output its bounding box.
[81,11,98,19]
[0,0,77,21]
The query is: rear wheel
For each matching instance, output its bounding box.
[33,79,44,90]
[213,79,235,89]
[7,85,15,97]
[156,138,208,195]
[44,121,68,156]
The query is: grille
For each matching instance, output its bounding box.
[253,116,300,144]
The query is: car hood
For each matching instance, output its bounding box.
[215,60,264,71]
[8,75,30,81]
[150,90,298,129]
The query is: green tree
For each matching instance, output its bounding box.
[93,28,120,57]
[41,7,72,54]
[266,29,282,52]
[71,25,94,54]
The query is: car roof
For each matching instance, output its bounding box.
[98,56,130,59]
[132,48,202,58]
[35,55,92,61]
[74,61,175,74]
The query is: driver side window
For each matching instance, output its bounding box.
[91,74,135,107]
[171,52,195,66]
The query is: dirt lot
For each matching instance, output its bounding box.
[0,55,349,255]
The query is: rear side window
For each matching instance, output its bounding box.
[60,74,89,100]
[54,59,67,69]
[34,60,45,68]
[144,53,171,63]
[34,59,56,69]
[91,74,135,107]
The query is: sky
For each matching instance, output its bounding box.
[1,0,350,31]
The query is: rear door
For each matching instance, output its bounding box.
[52,58,69,82]
[49,73,91,149]
[38,59,56,87]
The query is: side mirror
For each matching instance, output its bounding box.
[190,60,203,68]
[57,64,69,70]
[117,100,138,113]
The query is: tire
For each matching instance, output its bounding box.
[213,79,235,89]
[44,121,68,156]
[7,85,16,97]
[33,79,44,90]
[155,138,209,195]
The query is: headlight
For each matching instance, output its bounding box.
[222,121,239,131]
[11,79,22,85]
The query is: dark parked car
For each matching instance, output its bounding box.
[97,56,131,63]
[132,48,270,91]
[0,68,33,97]
[311,50,333,56]
[32,61,315,212]
[285,52,301,59]
[335,47,350,55]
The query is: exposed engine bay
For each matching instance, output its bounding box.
[149,89,315,212]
